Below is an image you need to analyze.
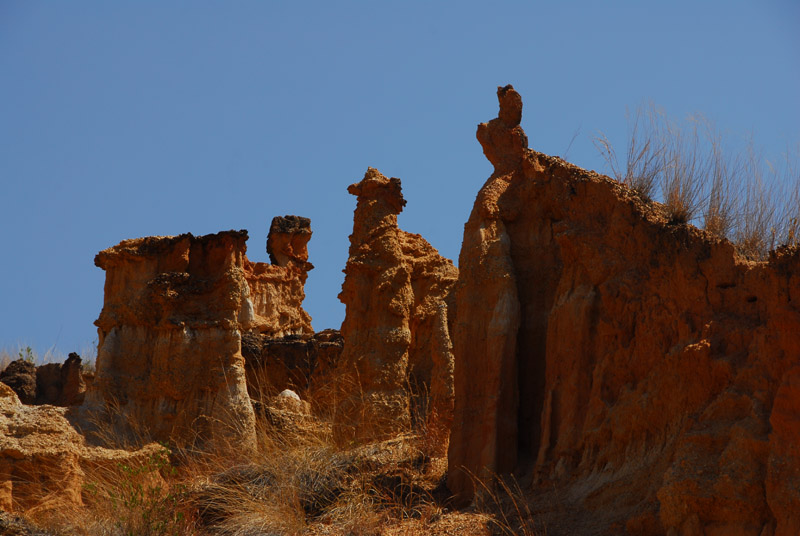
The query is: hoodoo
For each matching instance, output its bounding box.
[334,168,458,444]
[87,221,316,451]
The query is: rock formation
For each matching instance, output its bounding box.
[241,329,343,402]
[0,360,37,405]
[88,222,314,451]
[0,382,161,513]
[334,168,458,444]
[35,353,86,406]
[246,216,314,337]
[448,85,800,535]
[1,354,88,408]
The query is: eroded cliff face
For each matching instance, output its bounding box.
[88,223,314,451]
[334,168,458,444]
[448,86,800,536]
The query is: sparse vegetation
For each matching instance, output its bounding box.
[18,376,503,536]
[81,447,193,536]
[595,104,800,259]
[470,471,542,536]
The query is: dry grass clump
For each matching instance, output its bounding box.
[190,420,445,536]
[22,381,487,536]
[594,104,666,200]
[468,471,543,536]
[595,105,799,259]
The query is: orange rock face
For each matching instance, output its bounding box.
[448,86,800,535]
[89,224,314,451]
[245,216,314,337]
[334,169,458,443]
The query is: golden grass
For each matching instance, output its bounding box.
[10,372,518,536]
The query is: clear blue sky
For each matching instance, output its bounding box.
[1,1,798,358]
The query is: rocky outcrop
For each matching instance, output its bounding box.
[0,383,161,513]
[35,353,86,406]
[334,168,458,443]
[448,85,800,535]
[1,355,87,407]
[245,216,314,338]
[0,360,36,405]
[241,329,343,401]
[88,224,314,451]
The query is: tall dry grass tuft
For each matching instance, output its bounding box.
[597,105,800,260]
[735,145,779,259]
[469,470,543,536]
[660,117,707,224]
[703,125,741,238]
[594,103,666,200]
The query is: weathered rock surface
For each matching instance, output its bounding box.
[88,224,313,451]
[35,353,86,406]
[334,168,458,443]
[0,383,160,514]
[245,216,314,338]
[448,85,800,535]
[241,329,343,401]
[0,360,37,405]
[1,355,87,407]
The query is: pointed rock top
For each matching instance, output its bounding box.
[476,85,529,174]
[347,167,407,214]
[497,84,523,127]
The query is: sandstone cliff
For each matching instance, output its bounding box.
[334,169,458,444]
[447,85,800,536]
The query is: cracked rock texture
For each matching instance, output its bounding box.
[448,85,800,536]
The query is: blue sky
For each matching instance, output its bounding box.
[1,1,798,358]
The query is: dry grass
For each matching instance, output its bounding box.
[594,103,666,200]
[14,372,512,536]
[468,470,544,536]
[596,105,800,259]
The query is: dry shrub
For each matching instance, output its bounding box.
[35,446,198,536]
[183,373,446,535]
